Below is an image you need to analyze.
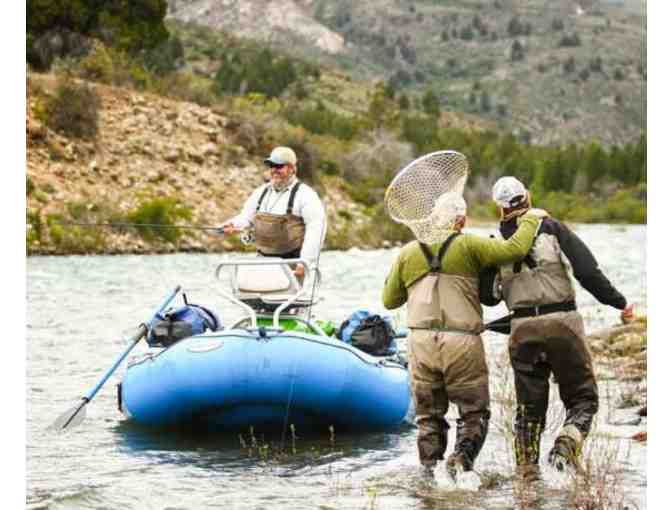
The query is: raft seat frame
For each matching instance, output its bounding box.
[214,258,327,337]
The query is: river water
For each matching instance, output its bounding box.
[27,225,647,509]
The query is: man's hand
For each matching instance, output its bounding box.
[294,264,305,279]
[217,223,240,235]
[621,303,635,324]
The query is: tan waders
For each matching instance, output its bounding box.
[254,182,306,258]
[408,329,490,471]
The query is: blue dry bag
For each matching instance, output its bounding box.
[148,304,222,347]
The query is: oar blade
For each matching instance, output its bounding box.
[49,400,87,433]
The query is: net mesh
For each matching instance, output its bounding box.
[385,150,469,244]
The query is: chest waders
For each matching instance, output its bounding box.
[407,233,490,473]
[254,182,306,259]
[500,229,597,474]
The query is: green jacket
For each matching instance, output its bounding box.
[382,214,542,310]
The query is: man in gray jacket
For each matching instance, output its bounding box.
[487,177,633,478]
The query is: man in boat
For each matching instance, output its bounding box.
[484,176,633,477]
[382,193,548,477]
[218,146,327,280]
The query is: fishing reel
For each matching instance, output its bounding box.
[240,228,256,246]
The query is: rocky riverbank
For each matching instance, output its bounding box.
[26,72,406,256]
[587,315,647,442]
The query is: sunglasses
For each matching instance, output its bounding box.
[267,162,286,169]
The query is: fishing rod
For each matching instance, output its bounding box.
[59,221,223,232]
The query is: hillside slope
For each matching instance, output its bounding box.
[167,0,646,146]
[26,73,381,255]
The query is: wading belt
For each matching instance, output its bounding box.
[257,247,302,259]
[409,326,481,335]
[513,300,576,319]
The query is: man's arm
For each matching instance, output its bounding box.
[382,254,408,310]
[470,212,544,268]
[298,186,327,270]
[221,185,266,231]
[548,219,627,310]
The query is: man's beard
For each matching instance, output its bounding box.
[271,174,293,191]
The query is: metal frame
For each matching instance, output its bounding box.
[214,258,325,335]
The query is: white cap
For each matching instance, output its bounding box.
[429,192,467,229]
[492,176,528,208]
[264,146,297,166]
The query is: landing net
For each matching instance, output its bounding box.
[384,150,469,244]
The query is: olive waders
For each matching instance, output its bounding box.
[500,230,598,473]
[407,235,490,472]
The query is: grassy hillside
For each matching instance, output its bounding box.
[26,4,646,255]
[167,0,646,146]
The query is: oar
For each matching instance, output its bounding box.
[49,286,182,432]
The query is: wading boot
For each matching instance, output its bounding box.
[514,421,543,481]
[445,452,467,480]
[419,460,437,480]
[547,435,580,472]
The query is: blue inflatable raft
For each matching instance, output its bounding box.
[118,258,412,432]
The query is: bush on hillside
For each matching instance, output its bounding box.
[127,197,193,242]
[559,32,582,47]
[45,75,100,139]
[342,132,413,205]
[27,0,170,69]
[284,105,363,141]
[214,48,300,98]
[153,72,217,106]
[74,41,153,89]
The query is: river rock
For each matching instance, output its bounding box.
[609,335,646,355]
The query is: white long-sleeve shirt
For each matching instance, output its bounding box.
[226,178,327,269]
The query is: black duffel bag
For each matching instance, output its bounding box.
[337,311,396,356]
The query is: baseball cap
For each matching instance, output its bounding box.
[492,176,528,208]
[264,146,297,166]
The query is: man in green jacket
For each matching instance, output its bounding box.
[383,194,547,477]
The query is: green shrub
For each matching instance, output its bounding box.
[75,42,153,89]
[153,72,217,106]
[45,75,100,139]
[126,197,193,242]
[214,47,298,98]
[27,0,169,69]
[27,176,35,197]
[26,210,43,245]
[45,213,107,253]
[284,105,363,141]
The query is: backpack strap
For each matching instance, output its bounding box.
[256,185,271,212]
[286,181,302,214]
[419,232,461,272]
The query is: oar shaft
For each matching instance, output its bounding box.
[84,325,146,401]
[84,285,181,401]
